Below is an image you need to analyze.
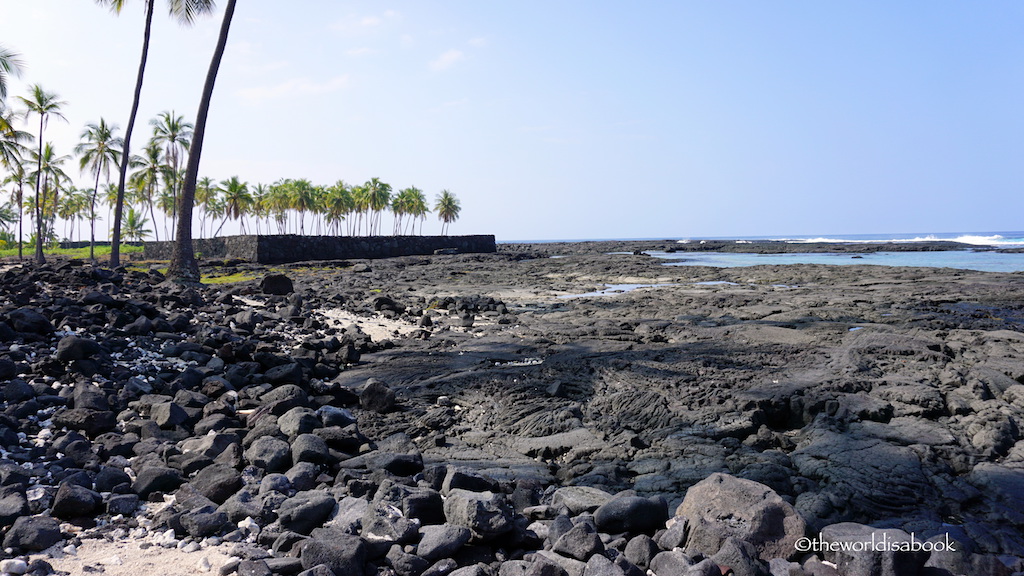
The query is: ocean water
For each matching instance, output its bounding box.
[652,250,1024,273]
[503,232,1024,273]
[665,231,1024,272]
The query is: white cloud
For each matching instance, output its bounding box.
[237,76,349,104]
[429,49,464,71]
[346,47,375,57]
[468,37,487,47]
[360,16,382,27]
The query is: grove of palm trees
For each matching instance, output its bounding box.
[1,24,464,268]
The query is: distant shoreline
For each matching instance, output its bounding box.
[498,238,1010,255]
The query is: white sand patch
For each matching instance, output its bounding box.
[34,538,236,576]
[318,307,421,341]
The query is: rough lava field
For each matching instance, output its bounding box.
[0,242,1022,576]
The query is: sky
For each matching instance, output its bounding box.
[2,1,1024,241]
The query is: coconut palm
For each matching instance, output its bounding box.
[27,143,71,248]
[121,207,151,241]
[76,118,123,259]
[17,85,67,263]
[406,187,430,235]
[194,176,216,237]
[323,180,353,236]
[0,45,24,101]
[284,179,315,235]
[350,185,369,235]
[249,182,269,235]
[150,110,192,232]
[129,140,164,241]
[363,178,392,236]
[169,0,237,283]
[214,175,250,236]
[2,159,31,259]
[435,189,461,236]
[97,0,216,267]
[0,104,31,171]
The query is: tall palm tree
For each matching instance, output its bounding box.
[0,44,24,100]
[214,175,250,236]
[18,85,67,263]
[351,185,369,236]
[250,182,269,235]
[129,140,164,241]
[406,187,430,235]
[0,104,31,170]
[194,176,217,237]
[76,118,123,260]
[97,0,215,268]
[288,178,316,235]
[2,159,31,259]
[169,0,237,283]
[435,189,461,236]
[364,177,392,236]
[150,110,192,232]
[324,180,353,236]
[27,143,71,249]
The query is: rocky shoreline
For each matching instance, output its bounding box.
[0,247,1022,576]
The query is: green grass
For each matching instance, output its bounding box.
[0,243,145,260]
[201,271,259,285]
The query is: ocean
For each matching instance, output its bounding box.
[506,232,1024,273]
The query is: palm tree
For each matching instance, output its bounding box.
[150,110,192,233]
[0,45,24,100]
[169,0,237,283]
[129,140,164,241]
[121,207,151,241]
[406,187,430,235]
[214,175,250,236]
[2,159,32,259]
[27,143,71,248]
[435,189,461,236]
[288,178,316,235]
[76,118,123,260]
[97,0,216,268]
[18,85,67,263]
[351,185,369,236]
[0,104,31,170]
[195,176,217,237]
[324,180,353,236]
[364,177,392,236]
[250,182,269,235]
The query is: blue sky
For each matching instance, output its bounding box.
[3,1,1023,240]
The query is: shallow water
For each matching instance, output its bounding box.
[650,250,1024,273]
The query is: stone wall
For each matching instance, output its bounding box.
[142,235,496,264]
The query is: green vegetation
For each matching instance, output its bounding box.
[200,271,257,285]
[1,10,466,277]
[0,242,143,259]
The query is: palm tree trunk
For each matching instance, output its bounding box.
[17,185,23,260]
[111,0,154,269]
[33,117,44,264]
[168,0,236,283]
[90,170,101,260]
